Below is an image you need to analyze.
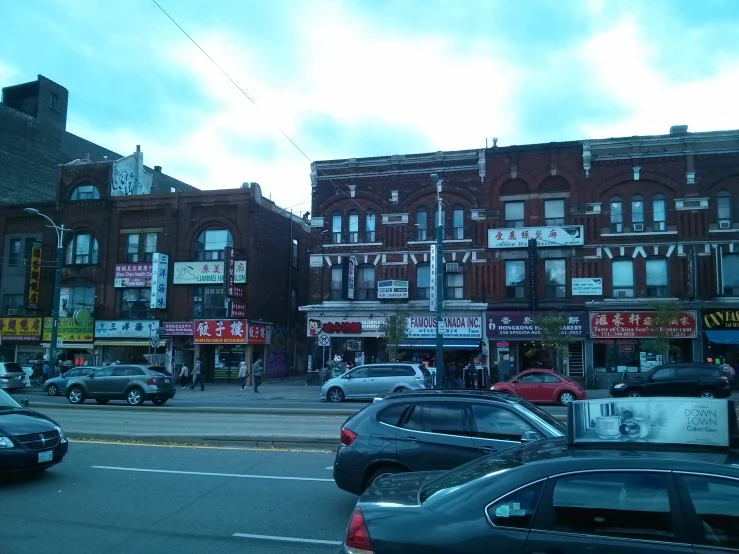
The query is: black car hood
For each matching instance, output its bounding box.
[0,409,57,435]
[359,471,444,507]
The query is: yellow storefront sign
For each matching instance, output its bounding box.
[43,317,94,342]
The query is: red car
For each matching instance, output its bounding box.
[491,368,586,405]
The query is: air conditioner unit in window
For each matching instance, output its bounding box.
[632,223,644,232]
[445,262,462,273]
[719,220,731,229]
[6,309,17,316]
[615,290,628,298]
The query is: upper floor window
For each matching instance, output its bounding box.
[610,196,623,233]
[356,265,376,300]
[544,199,565,226]
[3,294,24,316]
[330,267,343,300]
[192,286,226,318]
[631,195,644,231]
[126,233,157,263]
[416,264,430,299]
[646,258,668,297]
[195,229,232,261]
[48,93,58,111]
[653,194,666,231]
[718,190,732,228]
[331,211,342,244]
[505,202,524,228]
[70,184,100,201]
[505,260,525,299]
[61,280,95,317]
[8,239,21,267]
[65,232,98,265]
[722,254,739,296]
[435,207,446,237]
[120,288,150,319]
[612,259,634,297]
[545,259,566,298]
[445,272,463,299]
[348,210,359,243]
[452,206,464,239]
[365,210,376,242]
[416,208,428,240]
[292,238,299,268]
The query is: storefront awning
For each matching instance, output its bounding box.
[705,330,739,345]
[399,339,480,350]
[41,343,94,350]
[94,340,151,347]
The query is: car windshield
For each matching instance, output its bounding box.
[514,397,566,433]
[0,388,22,408]
[419,446,525,504]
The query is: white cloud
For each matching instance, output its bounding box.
[577,16,739,138]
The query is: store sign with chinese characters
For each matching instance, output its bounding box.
[43,317,94,342]
[114,263,152,287]
[95,320,160,339]
[486,311,587,338]
[163,322,193,336]
[229,300,246,318]
[589,311,698,339]
[488,226,584,249]
[193,319,246,344]
[150,253,168,309]
[26,241,42,309]
[247,323,268,344]
[0,317,42,341]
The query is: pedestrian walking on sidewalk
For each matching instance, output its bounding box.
[179,363,189,389]
[238,360,249,390]
[190,358,204,391]
[252,356,263,393]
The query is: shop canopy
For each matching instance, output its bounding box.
[705,330,739,345]
[399,339,480,350]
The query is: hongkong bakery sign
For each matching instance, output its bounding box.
[487,311,587,338]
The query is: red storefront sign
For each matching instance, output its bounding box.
[589,311,698,339]
[163,321,193,336]
[193,319,246,344]
[247,323,267,344]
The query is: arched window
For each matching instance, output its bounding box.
[452,205,464,239]
[631,195,644,231]
[434,207,446,238]
[612,259,634,297]
[365,210,376,242]
[348,210,359,243]
[70,184,100,201]
[416,263,430,299]
[718,190,732,228]
[195,229,233,261]
[610,196,623,233]
[60,279,96,317]
[652,193,666,231]
[416,208,428,241]
[65,232,98,265]
[331,211,342,244]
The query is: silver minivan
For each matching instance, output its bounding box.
[0,362,27,392]
[320,363,432,402]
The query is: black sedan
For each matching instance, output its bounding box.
[0,389,68,474]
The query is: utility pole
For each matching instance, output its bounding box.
[430,174,445,388]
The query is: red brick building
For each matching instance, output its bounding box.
[301,127,739,387]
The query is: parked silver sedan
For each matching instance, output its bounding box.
[66,364,176,406]
[320,363,433,402]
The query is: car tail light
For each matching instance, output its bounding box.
[345,507,373,553]
[341,426,357,447]
[147,377,156,385]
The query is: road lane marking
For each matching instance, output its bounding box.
[91,465,334,482]
[233,533,341,546]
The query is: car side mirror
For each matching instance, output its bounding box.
[521,430,541,443]
[88,374,94,379]
[20,398,29,408]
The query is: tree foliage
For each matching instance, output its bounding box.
[640,301,685,362]
[529,313,576,372]
[379,312,410,362]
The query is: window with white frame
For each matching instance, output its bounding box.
[612,259,634,297]
[722,254,739,295]
[192,286,226,318]
[120,288,150,319]
[445,272,463,299]
[631,195,644,231]
[195,229,232,261]
[70,184,100,201]
[452,205,464,239]
[544,199,565,226]
[416,208,428,240]
[545,259,566,298]
[653,194,666,231]
[330,267,342,300]
[348,210,359,243]
[646,258,668,297]
[65,232,98,265]
[126,233,157,263]
[505,260,525,298]
[505,202,524,228]
[434,207,446,237]
[610,196,623,233]
[356,265,376,300]
[416,263,430,299]
[365,210,376,242]
[331,211,342,244]
[718,191,732,228]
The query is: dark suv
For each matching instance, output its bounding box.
[332,389,566,495]
[610,363,732,399]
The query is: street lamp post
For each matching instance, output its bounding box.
[23,208,69,379]
[430,174,445,388]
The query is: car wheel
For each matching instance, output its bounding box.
[365,465,405,491]
[152,398,168,406]
[46,383,59,396]
[700,390,715,399]
[68,386,85,404]
[327,387,345,403]
[627,391,641,397]
[95,399,109,404]
[126,387,145,406]
[559,391,575,405]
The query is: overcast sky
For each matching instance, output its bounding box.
[2,0,738,211]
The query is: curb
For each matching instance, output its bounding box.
[67,432,340,450]
[31,402,361,417]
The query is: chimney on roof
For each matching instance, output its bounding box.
[136,145,141,152]
[492,137,498,147]
[154,166,162,173]
[670,125,688,135]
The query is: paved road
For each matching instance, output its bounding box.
[0,442,355,554]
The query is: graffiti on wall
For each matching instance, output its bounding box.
[267,323,305,378]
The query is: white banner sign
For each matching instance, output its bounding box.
[95,320,160,339]
[173,261,247,285]
[572,277,603,296]
[234,260,247,284]
[429,245,437,311]
[150,253,169,309]
[488,226,584,249]
[407,315,482,339]
[377,280,409,299]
